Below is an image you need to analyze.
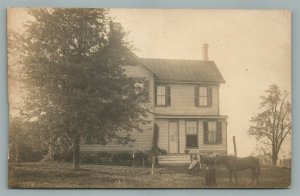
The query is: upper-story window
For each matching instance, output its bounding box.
[199,87,208,106]
[134,81,144,93]
[156,85,171,106]
[195,86,212,107]
[134,80,149,102]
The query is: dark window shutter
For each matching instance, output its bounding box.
[143,80,149,101]
[195,86,199,107]
[217,121,222,144]
[203,121,208,144]
[166,86,171,106]
[207,87,212,107]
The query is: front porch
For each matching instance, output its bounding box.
[155,117,228,155]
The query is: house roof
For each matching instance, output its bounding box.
[140,58,225,83]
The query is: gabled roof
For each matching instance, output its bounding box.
[140,58,225,83]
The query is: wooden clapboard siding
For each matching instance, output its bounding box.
[156,119,169,152]
[155,84,219,116]
[81,123,154,152]
[81,64,155,153]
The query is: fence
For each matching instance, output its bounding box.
[278,158,291,168]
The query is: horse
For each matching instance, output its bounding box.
[218,155,260,185]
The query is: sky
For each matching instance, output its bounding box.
[8,8,291,158]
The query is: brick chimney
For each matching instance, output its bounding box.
[203,43,209,61]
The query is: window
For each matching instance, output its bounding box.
[199,87,208,106]
[204,121,222,144]
[208,121,217,143]
[195,86,212,107]
[156,85,171,106]
[134,80,149,101]
[134,81,144,94]
[135,81,144,88]
[186,121,198,147]
[156,86,165,106]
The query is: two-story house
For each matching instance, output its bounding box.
[81,44,227,159]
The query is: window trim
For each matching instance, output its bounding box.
[133,77,150,103]
[207,121,217,144]
[195,85,212,108]
[155,85,171,107]
[199,86,208,106]
[156,85,166,106]
[185,120,199,148]
[203,120,222,145]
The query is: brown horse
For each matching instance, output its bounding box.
[218,155,260,185]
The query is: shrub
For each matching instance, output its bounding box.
[158,148,167,155]
[9,145,45,162]
[53,148,73,162]
[80,151,151,166]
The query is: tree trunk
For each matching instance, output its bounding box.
[73,133,80,170]
[272,152,278,166]
[48,145,54,160]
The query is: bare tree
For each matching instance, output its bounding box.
[249,84,291,166]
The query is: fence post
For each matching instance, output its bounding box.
[151,155,155,174]
[132,153,135,167]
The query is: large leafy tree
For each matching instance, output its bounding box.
[248,84,291,166]
[9,8,149,169]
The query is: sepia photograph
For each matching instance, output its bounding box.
[7,8,291,188]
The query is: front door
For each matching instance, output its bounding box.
[169,121,179,153]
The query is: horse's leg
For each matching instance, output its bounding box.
[251,169,255,184]
[233,171,238,185]
[256,169,260,185]
[229,170,233,185]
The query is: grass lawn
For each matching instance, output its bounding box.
[8,162,291,188]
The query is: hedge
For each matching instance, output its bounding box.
[80,151,152,166]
